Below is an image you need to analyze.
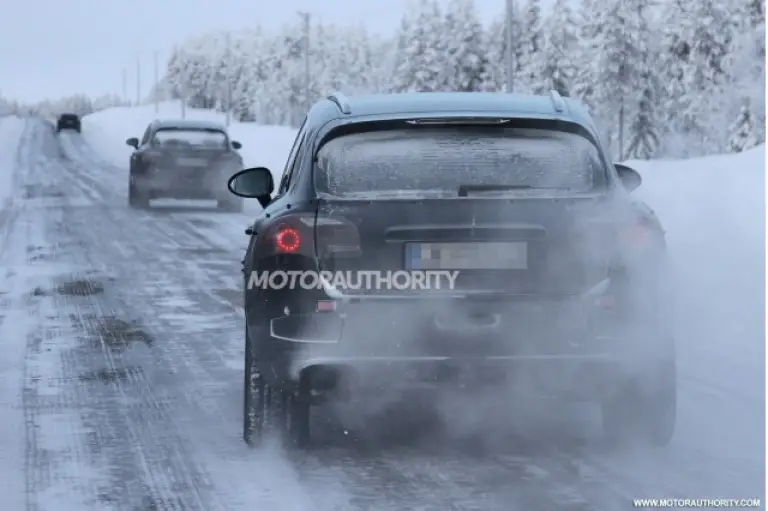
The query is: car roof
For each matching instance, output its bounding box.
[151,118,228,131]
[313,91,593,127]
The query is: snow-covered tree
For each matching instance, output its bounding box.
[2,0,749,160]
[582,0,646,158]
[625,0,661,160]
[390,0,444,92]
[519,0,544,93]
[533,0,578,95]
[727,105,761,152]
[626,70,660,159]
[484,6,525,93]
[441,0,491,92]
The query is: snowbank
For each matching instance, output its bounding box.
[626,145,765,249]
[81,101,298,182]
[0,116,26,207]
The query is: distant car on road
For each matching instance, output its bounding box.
[227,90,675,449]
[126,119,244,211]
[56,113,81,133]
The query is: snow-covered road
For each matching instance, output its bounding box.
[0,117,763,510]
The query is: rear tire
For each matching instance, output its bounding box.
[602,356,676,447]
[243,334,268,446]
[128,180,148,209]
[243,335,310,448]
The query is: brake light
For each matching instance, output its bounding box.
[316,300,337,312]
[596,294,616,309]
[275,228,301,253]
[620,223,654,249]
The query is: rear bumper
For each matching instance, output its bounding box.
[248,288,672,400]
[134,171,232,200]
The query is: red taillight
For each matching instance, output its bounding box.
[275,228,301,253]
[620,223,654,249]
[316,300,337,312]
[596,294,616,309]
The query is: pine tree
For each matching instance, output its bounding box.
[626,70,660,159]
[534,0,578,95]
[485,17,507,91]
[625,0,660,160]
[390,1,444,93]
[571,0,606,111]
[519,0,544,93]
[441,0,491,92]
[587,0,645,158]
[727,105,760,152]
[484,7,525,93]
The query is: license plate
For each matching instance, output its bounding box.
[405,242,527,270]
[176,157,207,167]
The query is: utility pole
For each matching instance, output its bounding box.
[136,53,141,105]
[505,0,515,93]
[122,67,127,103]
[225,33,232,126]
[154,50,159,113]
[298,11,311,114]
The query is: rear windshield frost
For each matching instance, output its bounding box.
[315,128,604,195]
[153,128,228,148]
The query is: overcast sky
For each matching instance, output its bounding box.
[0,0,559,103]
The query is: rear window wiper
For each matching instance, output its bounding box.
[457,184,534,197]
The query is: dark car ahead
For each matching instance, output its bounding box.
[126,119,244,211]
[227,91,675,449]
[56,113,81,133]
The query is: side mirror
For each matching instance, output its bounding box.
[231,140,242,150]
[614,163,642,192]
[227,167,274,207]
[126,137,139,149]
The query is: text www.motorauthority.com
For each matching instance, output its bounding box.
[632,498,761,508]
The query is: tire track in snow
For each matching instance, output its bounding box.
[17,120,117,511]
[0,117,35,511]
[22,121,220,511]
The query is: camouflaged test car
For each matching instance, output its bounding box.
[226,90,675,449]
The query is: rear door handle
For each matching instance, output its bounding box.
[245,227,254,236]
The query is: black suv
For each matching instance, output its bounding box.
[126,119,244,211]
[56,113,81,133]
[227,91,676,449]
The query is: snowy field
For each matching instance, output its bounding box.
[0,109,763,510]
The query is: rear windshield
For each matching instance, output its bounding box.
[315,127,605,197]
[60,114,78,120]
[153,128,228,148]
